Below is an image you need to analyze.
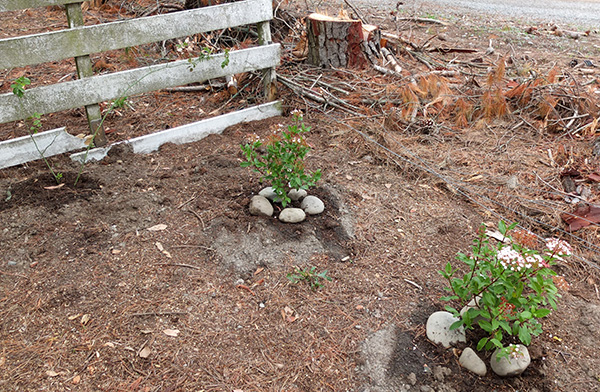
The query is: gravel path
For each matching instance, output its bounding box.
[357,0,600,28]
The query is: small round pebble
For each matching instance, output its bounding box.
[288,189,308,201]
[426,311,466,348]
[300,195,325,215]
[279,208,306,223]
[258,187,278,201]
[490,345,531,377]
[459,347,487,376]
[249,195,273,217]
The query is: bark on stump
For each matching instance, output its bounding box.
[307,13,369,69]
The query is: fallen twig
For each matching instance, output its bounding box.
[186,208,206,231]
[278,75,362,115]
[130,311,188,317]
[403,278,423,290]
[156,263,201,270]
[396,17,449,26]
[342,0,368,24]
[373,64,401,77]
[141,2,184,17]
[381,47,402,73]
[176,193,197,209]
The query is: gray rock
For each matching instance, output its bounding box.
[460,296,485,325]
[301,195,325,215]
[258,187,278,201]
[459,348,487,376]
[433,366,451,382]
[407,373,417,385]
[506,175,518,189]
[490,345,531,377]
[288,188,307,201]
[426,311,466,348]
[279,208,306,223]
[249,195,273,217]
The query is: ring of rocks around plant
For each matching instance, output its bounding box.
[424,305,531,378]
[249,186,326,223]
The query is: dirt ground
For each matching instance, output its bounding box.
[1,1,600,391]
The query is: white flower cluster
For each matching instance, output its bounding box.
[291,109,303,120]
[497,247,544,271]
[507,344,524,359]
[544,238,572,258]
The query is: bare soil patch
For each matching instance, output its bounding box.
[1,1,600,391]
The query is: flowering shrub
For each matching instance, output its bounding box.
[240,110,321,207]
[439,221,571,358]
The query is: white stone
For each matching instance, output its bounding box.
[459,347,487,376]
[426,311,466,348]
[506,175,518,189]
[278,208,306,223]
[460,295,485,325]
[490,345,531,377]
[249,195,273,217]
[288,188,307,201]
[259,187,278,201]
[300,195,325,215]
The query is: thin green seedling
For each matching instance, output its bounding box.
[187,47,230,70]
[287,266,332,290]
[75,47,232,185]
[11,45,232,186]
[12,78,64,184]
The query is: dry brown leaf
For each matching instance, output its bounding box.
[163,329,180,337]
[254,267,264,275]
[0,357,5,367]
[72,374,81,384]
[155,242,164,252]
[68,314,82,320]
[147,224,167,231]
[281,306,297,323]
[81,314,91,325]
[46,370,59,377]
[129,377,142,390]
[139,346,152,359]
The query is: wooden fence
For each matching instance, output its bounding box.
[0,0,280,169]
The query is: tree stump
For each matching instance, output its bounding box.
[307,13,377,69]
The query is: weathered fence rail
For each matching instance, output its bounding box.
[0,0,280,169]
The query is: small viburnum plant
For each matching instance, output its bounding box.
[240,110,321,207]
[440,221,571,358]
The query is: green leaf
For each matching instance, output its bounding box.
[499,320,511,334]
[477,337,489,351]
[444,262,453,276]
[449,320,463,331]
[491,319,499,330]
[534,308,552,318]
[520,311,532,320]
[498,220,507,235]
[478,319,493,332]
[518,326,532,345]
[490,338,503,349]
[440,296,458,302]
